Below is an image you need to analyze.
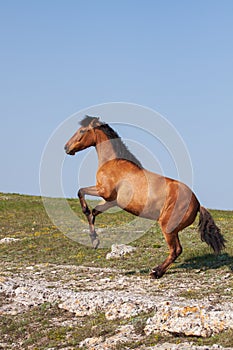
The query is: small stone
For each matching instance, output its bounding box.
[0,237,20,244]
[106,244,136,259]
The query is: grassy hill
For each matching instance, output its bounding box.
[0,192,232,271]
[0,193,233,349]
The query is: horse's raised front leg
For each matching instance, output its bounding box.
[78,187,117,248]
[78,186,100,248]
[92,200,117,224]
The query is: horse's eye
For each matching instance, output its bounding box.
[80,129,86,134]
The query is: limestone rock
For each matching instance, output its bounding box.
[79,325,142,349]
[106,244,136,259]
[1,264,233,349]
[144,302,233,337]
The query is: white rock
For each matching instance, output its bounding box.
[144,303,233,338]
[79,325,142,349]
[0,237,20,244]
[79,336,104,348]
[106,244,136,259]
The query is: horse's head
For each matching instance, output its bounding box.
[64,116,101,155]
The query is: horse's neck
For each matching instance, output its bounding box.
[95,130,117,166]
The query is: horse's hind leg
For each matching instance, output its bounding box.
[150,229,182,279]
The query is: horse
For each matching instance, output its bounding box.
[64,115,225,278]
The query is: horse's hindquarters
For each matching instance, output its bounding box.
[158,179,200,234]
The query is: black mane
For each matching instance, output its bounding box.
[80,116,143,168]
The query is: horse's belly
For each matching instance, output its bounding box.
[116,177,166,221]
[118,196,164,220]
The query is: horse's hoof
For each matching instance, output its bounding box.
[150,268,163,279]
[92,237,100,249]
[89,231,100,249]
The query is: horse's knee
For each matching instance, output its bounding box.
[77,189,83,198]
[92,208,101,224]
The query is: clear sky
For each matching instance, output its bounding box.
[1,0,233,209]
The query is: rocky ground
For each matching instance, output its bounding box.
[0,244,233,349]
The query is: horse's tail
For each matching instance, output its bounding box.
[198,206,226,254]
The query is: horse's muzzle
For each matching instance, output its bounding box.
[64,144,75,155]
[64,144,69,153]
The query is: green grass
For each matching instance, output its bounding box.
[0,303,120,349]
[0,193,232,271]
[0,192,233,349]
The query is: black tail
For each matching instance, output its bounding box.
[198,206,226,254]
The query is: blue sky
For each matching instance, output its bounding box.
[1,0,233,209]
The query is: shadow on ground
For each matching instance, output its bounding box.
[177,253,233,271]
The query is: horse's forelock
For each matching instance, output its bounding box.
[80,116,100,127]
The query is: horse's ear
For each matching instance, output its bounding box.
[90,117,101,128]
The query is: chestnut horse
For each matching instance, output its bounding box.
[64,116,225,278]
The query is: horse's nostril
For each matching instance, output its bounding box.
[64,144,69,153]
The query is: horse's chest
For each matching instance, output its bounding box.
[96,173,117,201]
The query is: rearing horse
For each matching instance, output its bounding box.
[64,116,225,278]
